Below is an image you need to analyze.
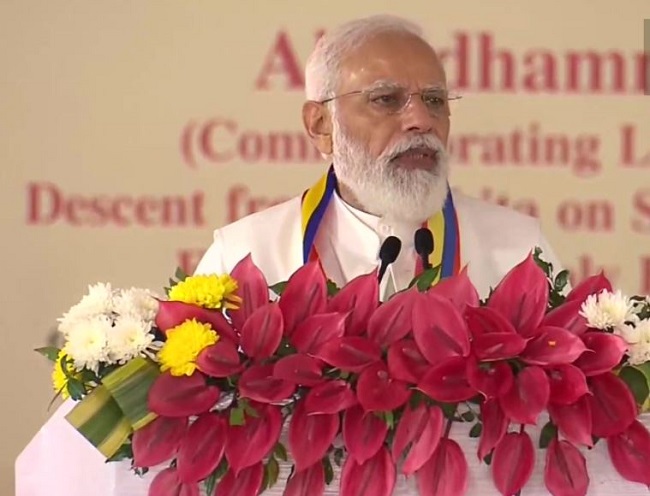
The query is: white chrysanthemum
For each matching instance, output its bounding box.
[579,290,635,330]
[58,283,115,334]
[615,323,641,345]
[107,315,155,364]
[113,288,159,322]
[65,315,112,372]
[626,320,650,365]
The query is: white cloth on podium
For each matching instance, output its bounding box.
[16,399,650,495]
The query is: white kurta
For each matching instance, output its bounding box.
[16,189,647,495]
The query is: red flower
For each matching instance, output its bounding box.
[418,357,477,403]
[277,261,328,337]
[228,254,269,333]
[412,293,471,363]
[289,400,339,472]
[492,432,536,495]
[340,446,396,496]
[607,420,650,486]
[477,398,509,462]
[224,403,282,475]
[548,396,593,448]
[487,253,549,338]
[499,366,550,425]
[328,272,379,336]
[343,405,388,464]
[544,437,589,496]
[356,362,410,412]
[416,438,468,496]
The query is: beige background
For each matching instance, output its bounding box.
[1,0,649,494]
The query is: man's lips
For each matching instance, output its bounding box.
[390,147,439,170]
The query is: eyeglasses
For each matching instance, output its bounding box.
[318,86,462,117]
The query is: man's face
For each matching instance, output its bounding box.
[327,32,453,223]
[333,32,451,164]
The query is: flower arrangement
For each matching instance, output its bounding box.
[38,248,650,496]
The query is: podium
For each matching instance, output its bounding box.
[16,398,650,496]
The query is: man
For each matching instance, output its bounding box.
[194,14,561,300]
[23,14,639,496]
[191,16,649,495]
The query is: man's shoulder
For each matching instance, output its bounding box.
[195,195,304,277]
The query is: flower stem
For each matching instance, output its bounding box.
[444,416,454,438]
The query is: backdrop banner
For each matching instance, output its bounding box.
[1,1,649,494]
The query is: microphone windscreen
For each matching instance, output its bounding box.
[379,236,402,264]
[414,227,434,256]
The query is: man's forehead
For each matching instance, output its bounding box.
[337,34,447,92]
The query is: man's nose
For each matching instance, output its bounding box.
[400,95,437,133]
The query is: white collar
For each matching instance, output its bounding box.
[313,190,423,296]
[332,191,422,250]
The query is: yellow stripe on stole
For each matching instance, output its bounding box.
[301,173,330,237]
[427,210,445,284]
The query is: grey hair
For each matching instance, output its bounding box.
[304,15,427,102]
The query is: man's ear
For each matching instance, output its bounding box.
[302,101,333,156]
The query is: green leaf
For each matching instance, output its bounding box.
[322,456,334,485]
[631,362,650,384]
[242,400,259,418]
[204,456,229,494]
[532,247,553,277]
[203,470,219,496]
[79,368,101,385]
[461,411,475,422]
[175,266,188,282]
[65,385,131,458]
[269,281,288,296]
[105,442,133,462]
[539,421,558,449]
[554,270,570,291]
[326,280,340,296]
[409,266,441,291]
[215,457,229,478]
[483,452,493,465]
[440,402,458,420]
[619,366,650,406]
[469,423,482,438]
[409,391,426,409]
[378,411,395,429]
[66,378,86,401]
[102,357,160,430]
[35,346,61,361]
[266,456,280,488]
[333,448,345,468]
[549,292,566,309]
[229,407,245,426]
[273,442,288,462]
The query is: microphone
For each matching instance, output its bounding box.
[414,227,434,270]
[377,236,401,283]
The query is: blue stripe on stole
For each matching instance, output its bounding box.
[302,168,337,263]
[440,193,459,279]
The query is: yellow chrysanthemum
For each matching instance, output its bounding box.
[51,349,79,400]
[158,319,219,376]
[168,274,242,310]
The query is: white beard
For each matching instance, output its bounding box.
[331,117,450,224]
